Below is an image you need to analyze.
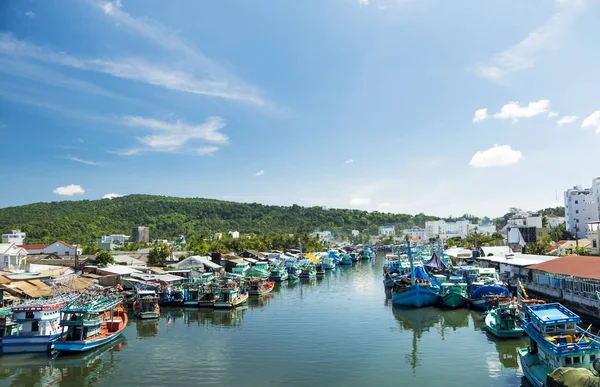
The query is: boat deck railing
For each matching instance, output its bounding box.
[522,320,600,356]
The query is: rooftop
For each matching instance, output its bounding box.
[478,253,559,267]
[527,255,600,280]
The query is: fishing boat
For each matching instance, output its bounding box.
[249,262,270,278]
[468,268,511,310]
[2,295,77,354]
[132,289,160,319]
[338,254,353,266]
[54,293,128,353]
[232,262,251,277]
[349,252,359,262]
[158,286,184,307]
[315,262,326,276]
[214,282,248,309]
[438,276,469,309]
[0,307,17,348]
[284,258,300,280]
[298,261,317,279]
[269,266,288,282]
[391,243,440,308]
[484,301,523,338]
[198,284,219,308]
[321,252,337,270]
[518,303,600,387]
[246,278,275,296]
[182,283,201,307]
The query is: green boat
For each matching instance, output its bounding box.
[438,276,468,309]
[485,302,524,338]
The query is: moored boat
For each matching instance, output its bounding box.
[518,303,600,387]
[269,267,288,282]
[214,282,248,309]
[391,243,440,308]
[133,289,160,319]
[54,293,128,353]
[249,262,270,278]
[246,278,275,295]
[2,295,78,354]
[484,301,523,338]
[198,284,219,308]
[438,276,469,309]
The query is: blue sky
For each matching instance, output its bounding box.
[1,0,599,217]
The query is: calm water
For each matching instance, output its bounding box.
[0,255,531,387]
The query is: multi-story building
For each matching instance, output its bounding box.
[564,179,600,238]
[131,226,150,243]
[100,235,130,246]
[228,231,240,239]
[546,216,566,229]
[1,230,26,245]
[378,226,395,236]
[402,228,426,240]
[473,223,497,235]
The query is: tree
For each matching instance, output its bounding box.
[82,244,100,255]
[491,232,505,244]
[148,243,170,265]
[525,236,552,255]
[95,251,114,267]
[572,246,591,256]
[549,224,569,242]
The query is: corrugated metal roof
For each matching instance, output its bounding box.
[527,255,600,280]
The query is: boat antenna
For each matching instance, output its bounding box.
[407,240,415,286]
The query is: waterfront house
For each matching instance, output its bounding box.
[19,241,81,256]
[524,255,600,319]
[476,253,559,286]
[0,243,27,271]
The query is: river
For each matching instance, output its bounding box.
[0,255,530,386]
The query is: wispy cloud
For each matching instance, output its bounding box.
[469,145,522,168]
[254,170,265,177]
[475,100,549,124]
[0,33,267,106]
[24,11,35,19]
[118,116,228,155]
[349,197,371,206]
[66,155,104,166]
[556,115,578,126]
[470,1,586,81]
[582,111,600,133]
[345,159,354,164]
[548,112,559,118]
[53,184,85,196]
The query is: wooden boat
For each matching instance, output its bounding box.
[182,283,201,307]
[438,276,469,309]
[246,279,275,296]
[484,302,524,338]
[0,307,17,349]
[518,303,600,387]
[315,262,326,276]
[391,243,439,308]
[133,289,160,319]
[214,282,248,309]
[298,263,317,280]
[54,293,128,353]
[232,263,251,277]
[269,267,288,282]
[338,254,353,265]
[468,269,511,310]
[198,284,219,308]
[158,286,184,307]
[2,294,78,354]
[249,262,270,278]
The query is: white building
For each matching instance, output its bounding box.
[351,230,360,237]
[100,234,130,246]
[586,221,600,255]
[0,243,27,271]
[425,220,472,241]
[21,241,82,256]
[310,231,333,242]
[228,231,240,239]
[546,216,566,229]
[1,230,26,245]
[564,179,600,238]
[507,215,542,228]
[402,228,426,240]
[378,226,395,236]
[473,223,497,236]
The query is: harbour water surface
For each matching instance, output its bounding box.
[0,255,530,386]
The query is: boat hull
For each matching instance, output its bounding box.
[135,312,160,320]
[518,348,545,387]
[1,333,62,354]
[214,294,248,309]
[441,292,468,309]
[392,284,439,308]
[54,330,125,353]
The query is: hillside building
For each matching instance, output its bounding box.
[132,226,150,243]
[378,226,395,236]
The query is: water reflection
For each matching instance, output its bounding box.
[135,319,159,338]
[0,337,126,386]
[392,307,442,371]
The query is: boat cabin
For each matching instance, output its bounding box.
[232,263,250,276]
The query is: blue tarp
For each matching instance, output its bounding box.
[470,285,510,299]
[406,266,439,287]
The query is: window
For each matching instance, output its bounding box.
[575,200,579,204]
[574,356,581,364]
[25,312,34,319]
[565,357,572,365]
[576,210,579,214]
[31,321,39,332]
[65,251,69,256]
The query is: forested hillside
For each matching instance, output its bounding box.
[0,195,440,244]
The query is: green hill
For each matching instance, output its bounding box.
[0,194,440,244]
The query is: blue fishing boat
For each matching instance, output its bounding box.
[249,262,270,278]
[518,303,600,386]
[158,286,184,306]
[349,252,359,262]
[54,293,128,353]
[321,252,337,270]
[391,243,440,308]
[2,294,78,354]
[269,266,288,282]
[338,254,352,266]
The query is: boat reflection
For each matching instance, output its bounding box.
[392,306,441,371]
[247,293,274,309]
[135,319,159,338]
[178,307,247,328]
[0,336,126,385]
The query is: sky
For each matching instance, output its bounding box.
[1,0,599,218]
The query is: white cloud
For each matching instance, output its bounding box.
[196,146,219,156]
[349,197,371,206]
[548,112,559,118]
[582,111,600,132]
[254,170,265,177]
[379,202,391,208]
[102,193,123,199]
[556,115,578,126]
[119,116,228,155]
[53,184,85,196]
[469,145,522,168]
[472,108,488,123]
[359,0,369,6]
[0,33,266,106]
[471,1,585,81]
[66,155,103,166]
[24,11,35,19]
[345,159,354,164]
[493,100,549,123]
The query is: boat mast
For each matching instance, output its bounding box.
[407,241,415,286]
